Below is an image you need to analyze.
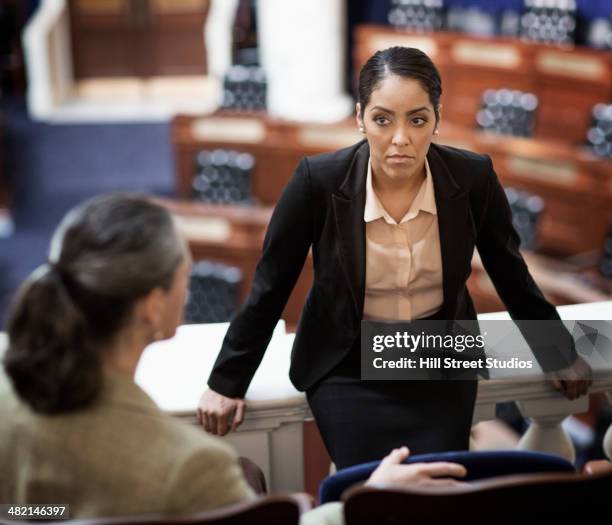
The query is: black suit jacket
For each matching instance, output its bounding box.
[208,140,571,398]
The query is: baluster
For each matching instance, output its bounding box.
[603,392,612,460]
[516,396,588,463]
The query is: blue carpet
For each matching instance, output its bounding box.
[0,97,175,328]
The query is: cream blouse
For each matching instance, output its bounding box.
[363,157,444,321]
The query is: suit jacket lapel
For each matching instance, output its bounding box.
[332,140,369,318]
[427,144,473,318]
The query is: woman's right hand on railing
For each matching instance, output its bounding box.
[197,388,246,436]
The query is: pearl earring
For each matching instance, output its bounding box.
[154,330,164,341]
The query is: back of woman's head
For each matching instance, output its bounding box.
[3,194,185,414]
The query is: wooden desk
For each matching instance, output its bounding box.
[172,113,363,205]
[354,25,612,145]
[172,113,612,256]
[158,199,313,330]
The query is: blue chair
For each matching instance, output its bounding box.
[318,450,574,504]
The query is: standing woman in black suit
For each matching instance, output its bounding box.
[198,47,590,469]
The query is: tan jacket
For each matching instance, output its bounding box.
[0,369,254,517]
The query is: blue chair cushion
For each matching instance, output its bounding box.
[318,450,575,504]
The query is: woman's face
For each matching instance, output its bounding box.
[357,74,439,186]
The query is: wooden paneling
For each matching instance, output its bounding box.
[303,420,332,501]
[74,0,125,14]
[535,86,607,143]
[354,25,612,145]
[69,0,209,78]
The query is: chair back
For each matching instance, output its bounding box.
[586,103,612,159]
[222,66,267,112]
[184,261,242,324]
[504,187,544,250]
[192,149,254,204]
[343,469,612,524]
[518,2,578,45]
[476,88,538,137]
[318,450,574,504]
[0,494,312,525]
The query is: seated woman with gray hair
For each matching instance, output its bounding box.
[0,194,466,523]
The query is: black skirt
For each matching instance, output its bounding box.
[306,310,478,469]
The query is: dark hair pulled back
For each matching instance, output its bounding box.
[358,46,442,123]
[3,194,185,414]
